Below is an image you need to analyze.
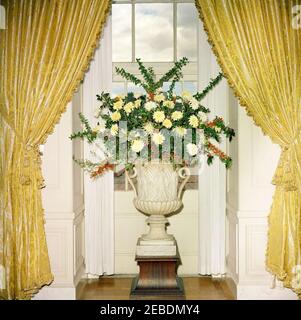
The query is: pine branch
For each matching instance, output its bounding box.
[194,72,223,101]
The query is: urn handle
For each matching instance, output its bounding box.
[125,168,138,197]
[177,167,191,199]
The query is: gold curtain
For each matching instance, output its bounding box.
[0,0,111,299]
[195,0,301,294]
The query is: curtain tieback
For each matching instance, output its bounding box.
[20,144,45,188]
[272,134,301,191]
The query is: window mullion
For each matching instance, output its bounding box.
[132,1,135,62]
[173,2,177,62]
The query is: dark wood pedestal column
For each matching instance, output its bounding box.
[130,252,185,300]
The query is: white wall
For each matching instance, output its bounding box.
[226,90,297,299]
[34,88,85,300]
[114,190,199,275]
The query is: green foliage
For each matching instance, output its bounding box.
[69,113,97,143]
[115,67,143,87]
[156,57,189,93]
[207,154,214,165]
[115,57,189,95]
[194,72,223,101]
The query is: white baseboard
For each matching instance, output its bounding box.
[33,287,76,300]
[236,284,298,300]
[226,276,298,300]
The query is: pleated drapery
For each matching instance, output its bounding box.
[195,0,301,294]
[0,0,111,299]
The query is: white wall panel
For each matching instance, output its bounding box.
[35,89,85,300]
[226,91,297,299]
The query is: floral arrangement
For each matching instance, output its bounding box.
[71,58,235,178]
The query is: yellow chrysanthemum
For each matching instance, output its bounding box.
[163,118,172,129]
[153,111,165,123]
[110,124,119,136]
[189,115,199,128]
[182,90,193,101]
[111,111,121,122]
[134,99,142,108]
[154,93,165,102]
[171,111,183,121]
[113,100,123,110]
[173,127,187,137]
[144,123,154,134]
[124,102,134,114]
[163,100,175,109]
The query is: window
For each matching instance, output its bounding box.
[112,0,198,96]
[112,0,199,190]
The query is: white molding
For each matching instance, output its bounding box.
[226,204,269,219]
[44,205,85,221]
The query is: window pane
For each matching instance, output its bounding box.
[127,82,146,94]
[135,4,173,62]
[112,4,132,62]
[183,81,198,94]
[162,82,181,95]
[112,82,125,96]
[177,3,198,61]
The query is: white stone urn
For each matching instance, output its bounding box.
[126,161,190,244]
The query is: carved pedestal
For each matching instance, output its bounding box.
[130,249,185,300]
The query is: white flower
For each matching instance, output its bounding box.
[153,110,165,123]
[171,111,183,121]
[128,129,143,140]
[131,139,145,153]
[144,123,154,134]
[190,97,199,110]
[92,120,106,134]
[197,130,206,145]
[173,127,187,137]
[102,107,110,116]
[94,107,101,118]
[110,124,119,136]
[152,132,165,145]
[145,101,157,111]
[198,111,208,123]
[215,126,222,133]
[186,143,198,156]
